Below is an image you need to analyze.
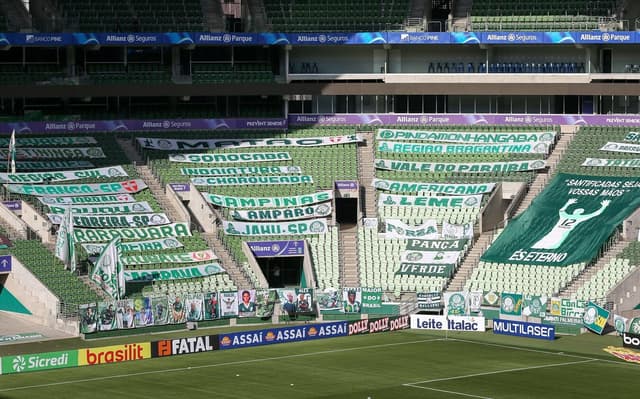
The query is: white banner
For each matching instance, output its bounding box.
[600,142,640,154]
[89,237,124,299]
[222,218,328,236]
[203,190,332,209]
[191,175,313,186]
[375,158,546,173]
[378,140,549,154]
[582,158,640,168]
[377,128,556,143]
[373,178,495,195]
[410,314,485,332]
[73,222,192,243]
[138,134,362,150]
[123,263,225,282]
[181,166,302,176]
[0,136,98,146]
[442,221,475,239]
[48,212,170,228]
[8,179,147,196]
[82,237,184,254]
[384,219,438,239]
[400,250,461,264]
[0,147,106,159]
[378,193,483,208]
[38,194,137,205]
[0,165,128,184]
[48,201,154,215]
[169,152,291,163]
[232,203,332,221]
[122,249,218,266]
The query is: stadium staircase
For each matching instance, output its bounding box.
[559,240,627,299]
[135,165,184,223]
[201,232,252,290]
[513,126,578,217]
[445,232,493,292]
[201,0,226,31]
[451,0,472,30]
[246,0,269,32]
[357,130,377,219]
[339,224,359,287]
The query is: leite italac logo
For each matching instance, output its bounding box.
[80,343,150,366]
[2,350,77,374]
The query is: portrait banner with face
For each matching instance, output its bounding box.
[220,291,239,317]
[237,289,257,317]
[185,293,204,322]
[169,295,186,324]
[203,292,220,320]
[151,295,169,326]
[79,303,98,334]
[115,299,135,329]
[133,296,153,327]
[97,301,117,331]
[317,288,341,311]
[342,288,362,314]
[255,289,278,318]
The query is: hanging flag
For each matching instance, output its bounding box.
[614,314,629,334]
[8,129,16,174]
[54,207,76,272]
[90,236,124,299]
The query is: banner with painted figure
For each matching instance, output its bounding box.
[115,299,135,329]
[82,237,183,255]
[39,193,136,205]
[8,179,147,196]
[376,129,556,144]
[138,134,362,150]
[378,193,483,209]
[375,158,546,173]
[203,292,220,320]
[373,178,494,195]
[0,147,106,159]
[583,301,610,334]
[181,166,302,176]
[122,249,217,266]
[232,203,332,221]
[222,218,328,236]
[79,303,98,334]
[480,173,640,266]
[278,288,314,315]
[203,190,333,209]
[500,292,523,316]
[255,289,279,318]
[151,295,169,326]
[169,295,187,324]
[73,222,192,243]
[377,140,549,155]
[384,219,438,239]
[582,158,640,168]
[97,301,117,331]
[89,237,124,299]
[522,295,548,318]
[219,291,239,317]
[396,263,455,277]
[0,136,98,146]
[48,212,170,228]
[342,288,363,313]
[599,142,640,154]
[184,293,204,322]
[0,165,127,184]
[444,291,468,316]
[191,175,313,187]
[54,207,76,272]
[48,201,154,215]
[614,314,628,333]
[317,288,341,311]
[133,297,154,327]
[123,263,225,282]
[169,152,291,163]
[238,289,257,317]
[442,221,475,239]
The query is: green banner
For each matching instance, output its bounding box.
[122,249,217,265]
[500,292,523,316]
[169,152,291,163]
[203,190,332,208]
[624,132,640,142]
[582,158,640,168]
[222,219,327,236]
[181,166,301,176]
[0,147,106,159]
[373,178,494,195]
[406,239,468,251]
[232,203,332,221]
[417,292,443,309]
[123,263,225,282]
[396,263,454,277]
[445,292,468,316]
[482,290,500,306]
[341,288,382,313]
[549,297,586,321]
[375,158,546,173]
[583,301,610,334]
[16,160,95,170]
[73,222,192,243]
[379,193,483,208]
[8,179,147,196]
[81,237,183,254]
[385,219,438,239]
[97,301,117,331]
[481,173,640,266]
[0,165,127,184]
[377,140,549,154]
[140,134,361,150]
[400,250,461,264]
[39,194,136,205]
[599,142,640,154]
[49,213,170,228]
[79,303,98,333]
[1,350,78,374]
[362,287,383,311]
[522,295,548,318]
[376,128,556,143]
[48,201,154,215]
[0,136,98,146]
[191,175,313,186]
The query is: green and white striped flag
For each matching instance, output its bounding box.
[90,236,124,299]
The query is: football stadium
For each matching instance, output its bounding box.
[1,0,640,397]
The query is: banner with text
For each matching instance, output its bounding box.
[39,193,136,205]
[377,140,549,154]
[139,134,361,150]
[232,203,331,221]
[73,222,192,243]
[384,219,438,239]
[9,179,147,196]
[375,158,546,173]
[82,237,183,254]
[122,249,217,266]
[376,129,556,143]
[582,158,640,168]
[48,201,154,215]
[379,193,483,208]
[181,166,301,176]
[0,147,106,159]
[0,165,127,184]
[169,152,291,163]
[599,142,640,154]
[374,178,494,195]
[583,301,610,334]
[191,175,313,187]
[222,218,328,236]
[203,190,332,208]
[123,263,225,282]
[48,212,170,228]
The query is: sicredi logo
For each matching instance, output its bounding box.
[623,332,640,350]
[2,350,76,374]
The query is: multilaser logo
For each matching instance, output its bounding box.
[79,343,150,366]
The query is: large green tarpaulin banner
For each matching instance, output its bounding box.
[376,129,556,143]
[203,190,332,209]
[0,136,98,146]
[73,222,192,243]
[480,173,640,266]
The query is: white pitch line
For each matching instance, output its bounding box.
[404,384,494,399]
[0,337,445,393]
